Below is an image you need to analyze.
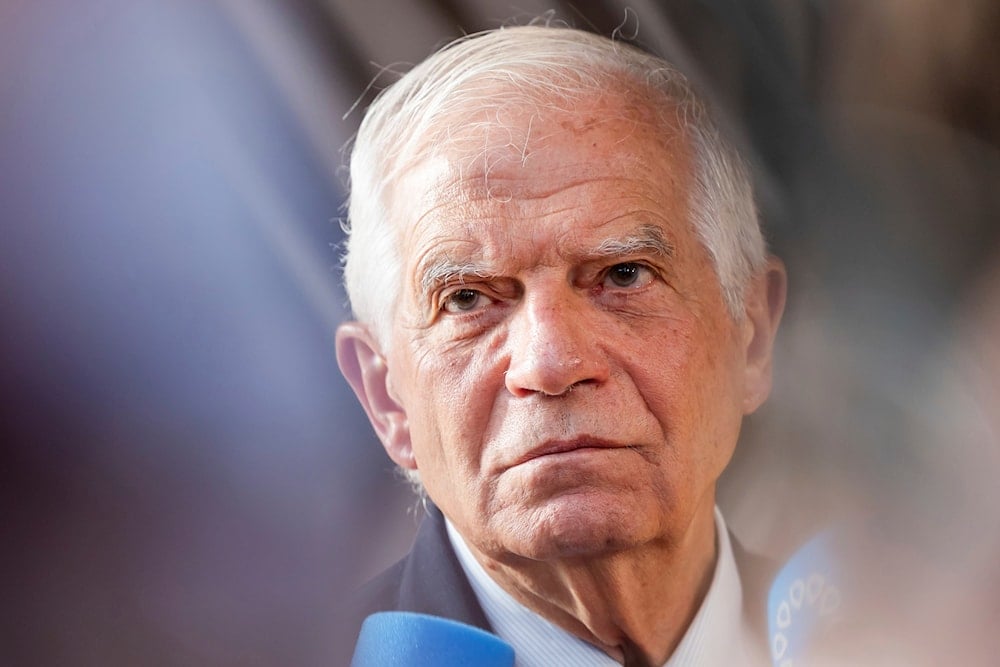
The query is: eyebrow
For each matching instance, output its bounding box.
[590,224,674,261]
[420,258,493,296]
[417,224,674,295]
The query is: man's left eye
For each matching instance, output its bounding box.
[604,263,653,288]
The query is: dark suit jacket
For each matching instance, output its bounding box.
[334,505,775,665]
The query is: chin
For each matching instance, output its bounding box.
[502,492,660,561]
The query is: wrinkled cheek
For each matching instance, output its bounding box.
[633,337,696,415]
[635,332,739,481]
[410,342,506,477]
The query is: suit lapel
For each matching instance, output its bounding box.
[396,505,494,631]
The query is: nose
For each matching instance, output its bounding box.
[504,289,609,397]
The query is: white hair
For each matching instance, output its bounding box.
[343,25,766,350]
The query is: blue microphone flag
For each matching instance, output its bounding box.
[767,530,842,666]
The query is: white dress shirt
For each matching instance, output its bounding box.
[446,508,768,666]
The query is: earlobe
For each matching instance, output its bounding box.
[335,322,417,470]
[741,256,788,413]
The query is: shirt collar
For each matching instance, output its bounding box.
[446,508,767,666]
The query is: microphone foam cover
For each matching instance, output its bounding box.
[350,611,515,667]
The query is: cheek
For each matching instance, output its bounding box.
[626,316,698,405]
[631,314,743,454]
[401,335,508,470]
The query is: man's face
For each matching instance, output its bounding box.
[354,97,769,563]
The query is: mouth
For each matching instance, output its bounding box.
[513,436,627,467]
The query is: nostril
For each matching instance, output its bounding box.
[542,377,594,397]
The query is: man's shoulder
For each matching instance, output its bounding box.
[331,507,493,664]
[351,555,408,617]
[329,557,401,663]
[729,531,780,644]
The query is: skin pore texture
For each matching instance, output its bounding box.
[336,90,785,666]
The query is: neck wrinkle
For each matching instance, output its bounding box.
[456,504,719,665]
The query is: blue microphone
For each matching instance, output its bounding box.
[767,530,843,666]
[350,611,515,666]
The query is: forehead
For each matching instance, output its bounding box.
[390,94,695,271]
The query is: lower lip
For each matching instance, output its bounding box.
[510,447,633,489]
[522,446,620,465]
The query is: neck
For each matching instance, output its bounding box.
[467,504,719,666]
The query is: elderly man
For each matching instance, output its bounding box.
[335,24,786,667]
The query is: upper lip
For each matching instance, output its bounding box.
[512,436,626,466]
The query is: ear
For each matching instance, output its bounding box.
[741,256,787,414]
[335,322,416,470]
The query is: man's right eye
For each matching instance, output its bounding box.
[442,288,489,313]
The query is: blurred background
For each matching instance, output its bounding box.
[1,0,997,664]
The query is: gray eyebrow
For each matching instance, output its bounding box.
[417,224,673,295]
[591,224,674,260]
[419,258,492,295]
